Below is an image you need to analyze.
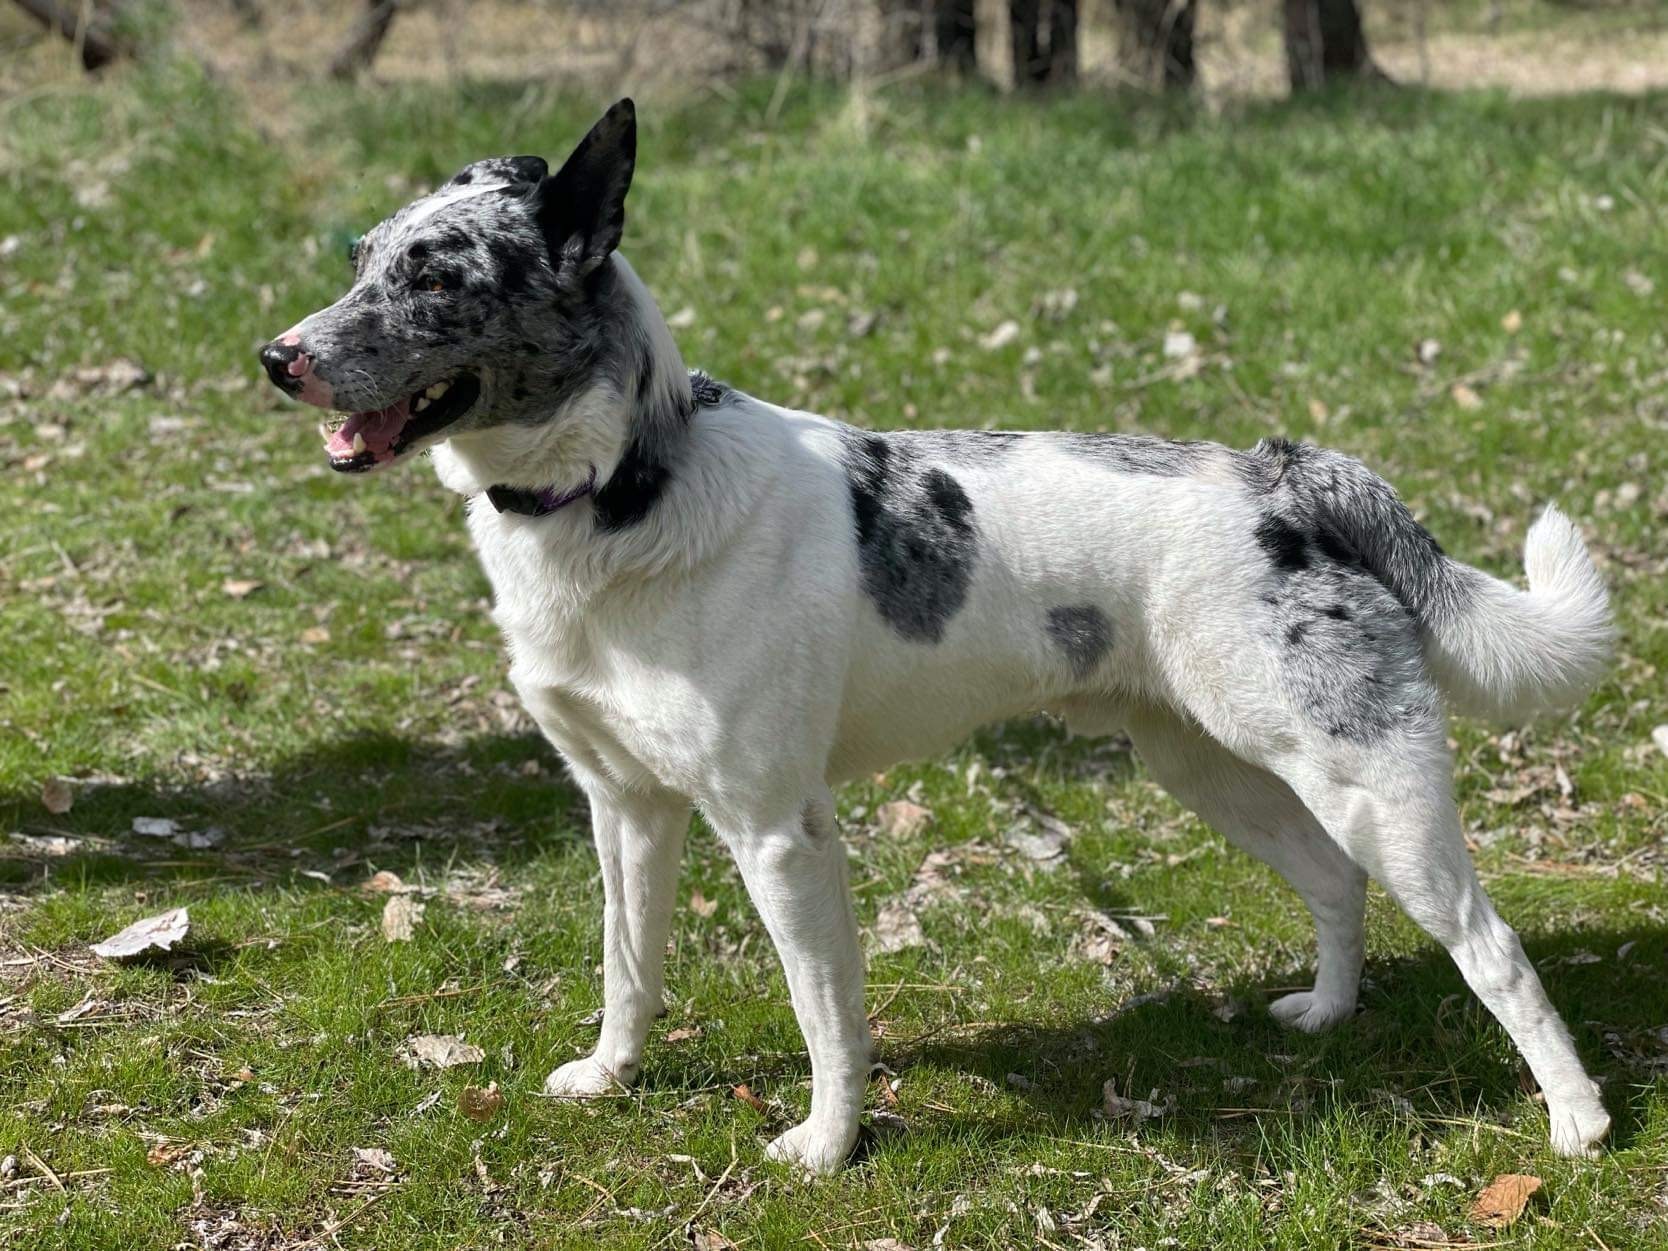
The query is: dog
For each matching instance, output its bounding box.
[259,100,1615,1172]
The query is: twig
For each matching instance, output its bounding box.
[17,1145,63,1193]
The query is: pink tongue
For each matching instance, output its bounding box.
[326,401,410,460]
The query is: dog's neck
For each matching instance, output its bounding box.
[430,253,691,502]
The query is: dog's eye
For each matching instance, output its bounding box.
[417,274,450,295]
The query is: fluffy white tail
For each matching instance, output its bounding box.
[1424,507,1613,723]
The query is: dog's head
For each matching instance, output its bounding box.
[258,99,637,474]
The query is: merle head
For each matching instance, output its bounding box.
[257,99,637,474]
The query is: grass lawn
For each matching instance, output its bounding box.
[2,64,1667,1250]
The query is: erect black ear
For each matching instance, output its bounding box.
[444,155,548,192]
[536,99,636,275]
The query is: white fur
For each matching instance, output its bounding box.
[427,256,1612,1172]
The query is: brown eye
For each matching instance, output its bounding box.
[426,277,446,294]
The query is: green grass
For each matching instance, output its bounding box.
[3,64,1668,1250]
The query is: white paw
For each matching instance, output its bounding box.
[1268,990,1355,1034]
[1548,1098,1611,1159]
[764,1119,858,1175]
[542,1054,634,1098]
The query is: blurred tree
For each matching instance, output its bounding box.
[1284,0,1383,89]
[1112,0,1195,89]
[1010,0,1076,86]
[10,0,122,69]
[933,0,977,72]
[329,0,401,81]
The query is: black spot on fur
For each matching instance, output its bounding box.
[1255,515,1311,572]
[1046,604,1113,678]
[839,429,978,644]
[592,436,671,532]
[1063,433,1211,476]
[689,370,730,408]
[1323,604,1350,621]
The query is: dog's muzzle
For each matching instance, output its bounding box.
[258,333,333,407]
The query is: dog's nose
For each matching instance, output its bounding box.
[259,339,306,391]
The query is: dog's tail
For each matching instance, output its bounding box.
[1302,450,1613,723]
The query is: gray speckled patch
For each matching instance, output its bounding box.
[1046,604,1113,678]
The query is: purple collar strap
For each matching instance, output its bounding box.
[485,466,598,517]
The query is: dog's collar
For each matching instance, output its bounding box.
[485,467,597,517]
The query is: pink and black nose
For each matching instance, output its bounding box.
[258,332,334,408]
[259,335,309,395]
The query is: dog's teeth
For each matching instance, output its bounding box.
[318,422,331,441]
[414,397,430,412]
[425,382,448,400]
[352,432,367,454]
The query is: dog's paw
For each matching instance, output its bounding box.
[1548,1097,1611,1159]
[764,1119,858,1175]
[542,1054,633,1098]
[1268,990,1355,1034]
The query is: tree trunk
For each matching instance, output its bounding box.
[1112,0,1195,90]
[933,0,976,72]
[1046,0,1076,85]
[328,0,400,82]
[1284,0,1381,90]
[10,0,122,70]
[1010,0,1074,87]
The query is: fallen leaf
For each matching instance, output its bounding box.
[693,1232,739,1251]
[872,900,926,953]
[664,1026,703,1043]
[1650,725,1668,759]
[146,1142,188,1168]
[1101,1077,1174,1124]
[1501,309,1523,334]
[364,870,409,893]
[875,800,932,839]
[980,319,1021,351]
[299,626,331,645]
[351,1146,396,1173]
[1470,1173,1542,1228]
[399,1033,484,1070]
[381,895,424,942]
[1004,825,1066,862]
[861,1240,914,1251]
[689,889,718,918]
[1162,329,1197,360]
[221,578,263,599]
[1416,338,1442,366]
[91,907,190,959]
[458,1083,505,1122]
[1450,383,1483,410]
[131,816,180,838]
[732,1083,769,1115]
[666,306,696,329]
[40,777,73,814]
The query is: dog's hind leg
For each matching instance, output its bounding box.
[543,783,690,1098]
[1129,709,1366,1033]
[1269,727,1611,1157]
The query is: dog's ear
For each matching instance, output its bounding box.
[535,99,635,278]
[443,155,548,191]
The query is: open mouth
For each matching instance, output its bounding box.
[319,373,480,473]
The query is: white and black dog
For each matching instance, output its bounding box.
[260,100,1615,1171]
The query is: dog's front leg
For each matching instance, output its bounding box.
[720,790,867,1174]
[544,784,689,1098]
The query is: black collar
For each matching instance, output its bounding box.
[484,467,597,517]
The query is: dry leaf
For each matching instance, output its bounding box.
[146,1142,188,1168]
[381,895,424,942]
[872,899,926,953]
[1650,725,1668,759]
[351,1146,396,1174]
[875,800,932,839]
[299,626,331,645]
[458,1083,505,1123]
[1450,383,1483,411]
[131,816,180,838]
[364,870,409,893]
[1101,1077,1174,1124]
[1470,1173,1542,1228]
[980,319,1021,351]
[399,1033,485,1070]
[222,578,263,599]
[689,889,718,918]
[732,1083,769,1115]
[41,777,73,814]
[693,1232,739,1251]
[664,1026,703,1043]
[1501,309,1523,334]
[91,907,190,959]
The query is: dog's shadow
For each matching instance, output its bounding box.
[875,919,1668,1157]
